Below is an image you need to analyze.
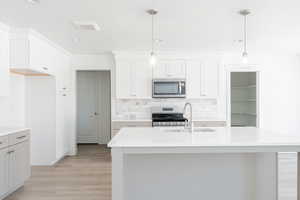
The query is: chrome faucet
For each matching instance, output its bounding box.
[183,102,193,132]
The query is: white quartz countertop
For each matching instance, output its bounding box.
[112,119,226,122]
[108,127,300,151]
[0,126,30,137]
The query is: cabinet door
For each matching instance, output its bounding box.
[0,28,10,96]
[8,141,30,189]
[153,60,186,79]
[187,59,219,99]
[29,35,53,74]
[152,61,166,79]
[201,59,219,98]
[187,61,202,98]
[0,148,9,197]
[165,60,186,79]
[133,61,152,98]
[116,60,131,98]
[116,60,152,99]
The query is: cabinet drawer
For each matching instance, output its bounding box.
[193,121,226,127]
[112,121,152,130]
[9,131,30,146]
[0,136,8,149]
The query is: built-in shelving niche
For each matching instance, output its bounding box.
[231,72,257,127]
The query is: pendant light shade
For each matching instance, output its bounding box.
[150,51,157,66]
[239,9,251,64]
[147,9,158,66]
[242,52,248,64]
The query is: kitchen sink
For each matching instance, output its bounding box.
[163,128,216,133]
[193,128,216,133]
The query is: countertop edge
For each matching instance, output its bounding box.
[0,127,31,137]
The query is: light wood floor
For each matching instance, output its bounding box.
[5,145,112,200]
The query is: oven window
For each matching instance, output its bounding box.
[154,82,179,95]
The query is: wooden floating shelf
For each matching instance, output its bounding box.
[10,69,50,76]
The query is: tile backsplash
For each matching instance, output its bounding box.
[112,99,221,121]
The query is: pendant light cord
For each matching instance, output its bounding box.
[152,13,154,53]
[243,15,247,54]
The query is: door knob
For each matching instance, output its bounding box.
[94,112,99,116]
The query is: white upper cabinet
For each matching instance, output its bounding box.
[201,58,219,98]
[10,29,58,76]
[116,60,131,99]
[187,58,220,99]
[187,61,202,98]
[115,53,220,100]
[0,23,10,96]
[116,60,152,99]
[153,60,186,79]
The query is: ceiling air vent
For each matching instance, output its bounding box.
[72,21,101,31]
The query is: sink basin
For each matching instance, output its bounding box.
[163,128,215,133]
[163,128,186,133]
[193,128,216,133]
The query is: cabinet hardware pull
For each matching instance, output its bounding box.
[7,150,15,154]
[0,142,2,144]
[17,136,26,139]
[43,67,48,70]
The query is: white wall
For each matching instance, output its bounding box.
[71,54,115,68]
[0,74,25,126]
[69,53,115,155]
[26,76,56,165]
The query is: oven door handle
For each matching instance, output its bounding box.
[179,83,182,94]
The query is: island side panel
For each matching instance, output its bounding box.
[111,148,124,200]
[256,153,278,200]
[123,153,263,200]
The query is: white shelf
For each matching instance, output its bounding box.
[232,85,256,89]
[232,99,256,102]
[231,124,248,127]
[232,112,257,116]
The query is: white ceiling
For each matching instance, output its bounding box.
[1,0,300,54]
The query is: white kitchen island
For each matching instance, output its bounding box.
[108,127,300,200]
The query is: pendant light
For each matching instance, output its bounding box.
[239,9,251,64]
[147,9,158,66]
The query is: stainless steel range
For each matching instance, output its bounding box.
[151,106,187,127]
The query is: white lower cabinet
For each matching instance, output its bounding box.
[8,141,30,190]
[0,148,8,198]
[111,121,152,138]
[0,131,30,200]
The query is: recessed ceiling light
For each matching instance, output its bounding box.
[72,21,101,31]
[27,0,40,4]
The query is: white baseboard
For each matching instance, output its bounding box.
[0,182,24,200]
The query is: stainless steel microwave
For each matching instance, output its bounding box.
[152,79,186,98]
